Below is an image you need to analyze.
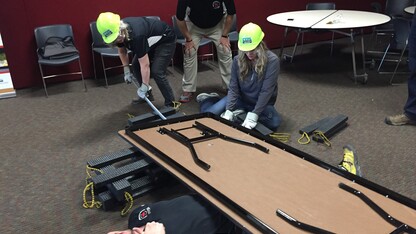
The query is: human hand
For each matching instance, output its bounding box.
[184,40,196,57]
[137,83,149,99]
[219,36,231,53]
[134,222,165,234]
[241,112,258,129]
[123,66,133,84]
[124,73,134,84]
[221,110,234,121]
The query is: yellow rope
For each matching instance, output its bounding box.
[82,165,103,209]
[120,191,134,216]
[313,131,331,147]
[172,101,181,110]
[86,165,103,179]
[82,182,102,209]
[127,113,135,119]
[269,132,291,142]
[297,132,311,145]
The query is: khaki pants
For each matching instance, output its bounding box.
[182,16,232,92]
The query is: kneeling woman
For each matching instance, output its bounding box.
[198,22,281,131]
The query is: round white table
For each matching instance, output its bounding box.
[267,10,391,83]
[405,6,415,14]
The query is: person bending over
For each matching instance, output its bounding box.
[197,22,281,131]
[96,12,176,107]
[175,0,236,103]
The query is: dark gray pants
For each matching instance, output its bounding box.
[132,41,176,106]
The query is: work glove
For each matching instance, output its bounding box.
[241,112,258,130]
[123,66,133,84]
[232,109,245,117]
[137,83,149,99]
[221,110,234,121]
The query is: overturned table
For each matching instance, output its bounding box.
[119,113,416,233]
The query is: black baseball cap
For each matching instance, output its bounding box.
[128,204,162,229]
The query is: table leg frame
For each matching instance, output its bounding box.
[332,29,368,84]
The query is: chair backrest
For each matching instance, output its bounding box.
[145,16,161,21]
[306,2,336,10]
[34,24,75,49]
[89,21,107,48]
[385,0,414,17]
[122,16,161,22]
[171,15,185,40]
[230,14,237,32]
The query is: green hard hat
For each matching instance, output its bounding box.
[96,12,120,44]
[238,22,265,51]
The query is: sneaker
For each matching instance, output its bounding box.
[179,92,194,103]
[132,88,154,104]
[196,92,220,103]
[338,144,362,177]
[385,113,416,126]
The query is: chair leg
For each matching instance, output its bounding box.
[92,50,97,80]
[38,64,49,97]
[101,55,109,88]
[290,30,301,63]
[300,32,305,55]
[390,42,408,85]
[330,32,335,56]
[78,59,87,92]
[377,43,391,72]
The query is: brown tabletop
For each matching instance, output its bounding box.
[119,117,416,233]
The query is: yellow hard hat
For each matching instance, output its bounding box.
[96,12,120,44]
[238,22,265,51]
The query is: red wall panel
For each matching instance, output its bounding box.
[0,0,378,89]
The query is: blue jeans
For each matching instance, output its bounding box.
[200,96,281,131]
[404,13,416,120]
[132,41,176,106]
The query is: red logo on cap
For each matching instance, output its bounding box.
[212,1,221,9]
[138,207,151,220]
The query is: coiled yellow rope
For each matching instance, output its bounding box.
[172,101,181,110]
[297,132,311,145]
[313,131,331,147]
[82,166,103,209]
[269,132,291,142]
[120,192,134,216]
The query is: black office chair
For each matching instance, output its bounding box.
[228,15,239,57]
[369,0,414,53]
[34,24,87,97]
[377,17,411,84]
[90,21,127,88]
[171,16,214,63]
[288,2,336,63]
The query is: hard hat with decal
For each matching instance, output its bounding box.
[96,12,120,44]
[238,22,265,51]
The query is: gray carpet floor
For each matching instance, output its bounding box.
[0,37,415,233]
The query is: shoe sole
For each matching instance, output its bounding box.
[196,93,220,103]
[343,144,363,177]
[179,93,193,103]
[385,116,416,126]
[385,119,406,126]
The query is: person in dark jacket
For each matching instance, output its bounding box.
[107,195,236,234]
